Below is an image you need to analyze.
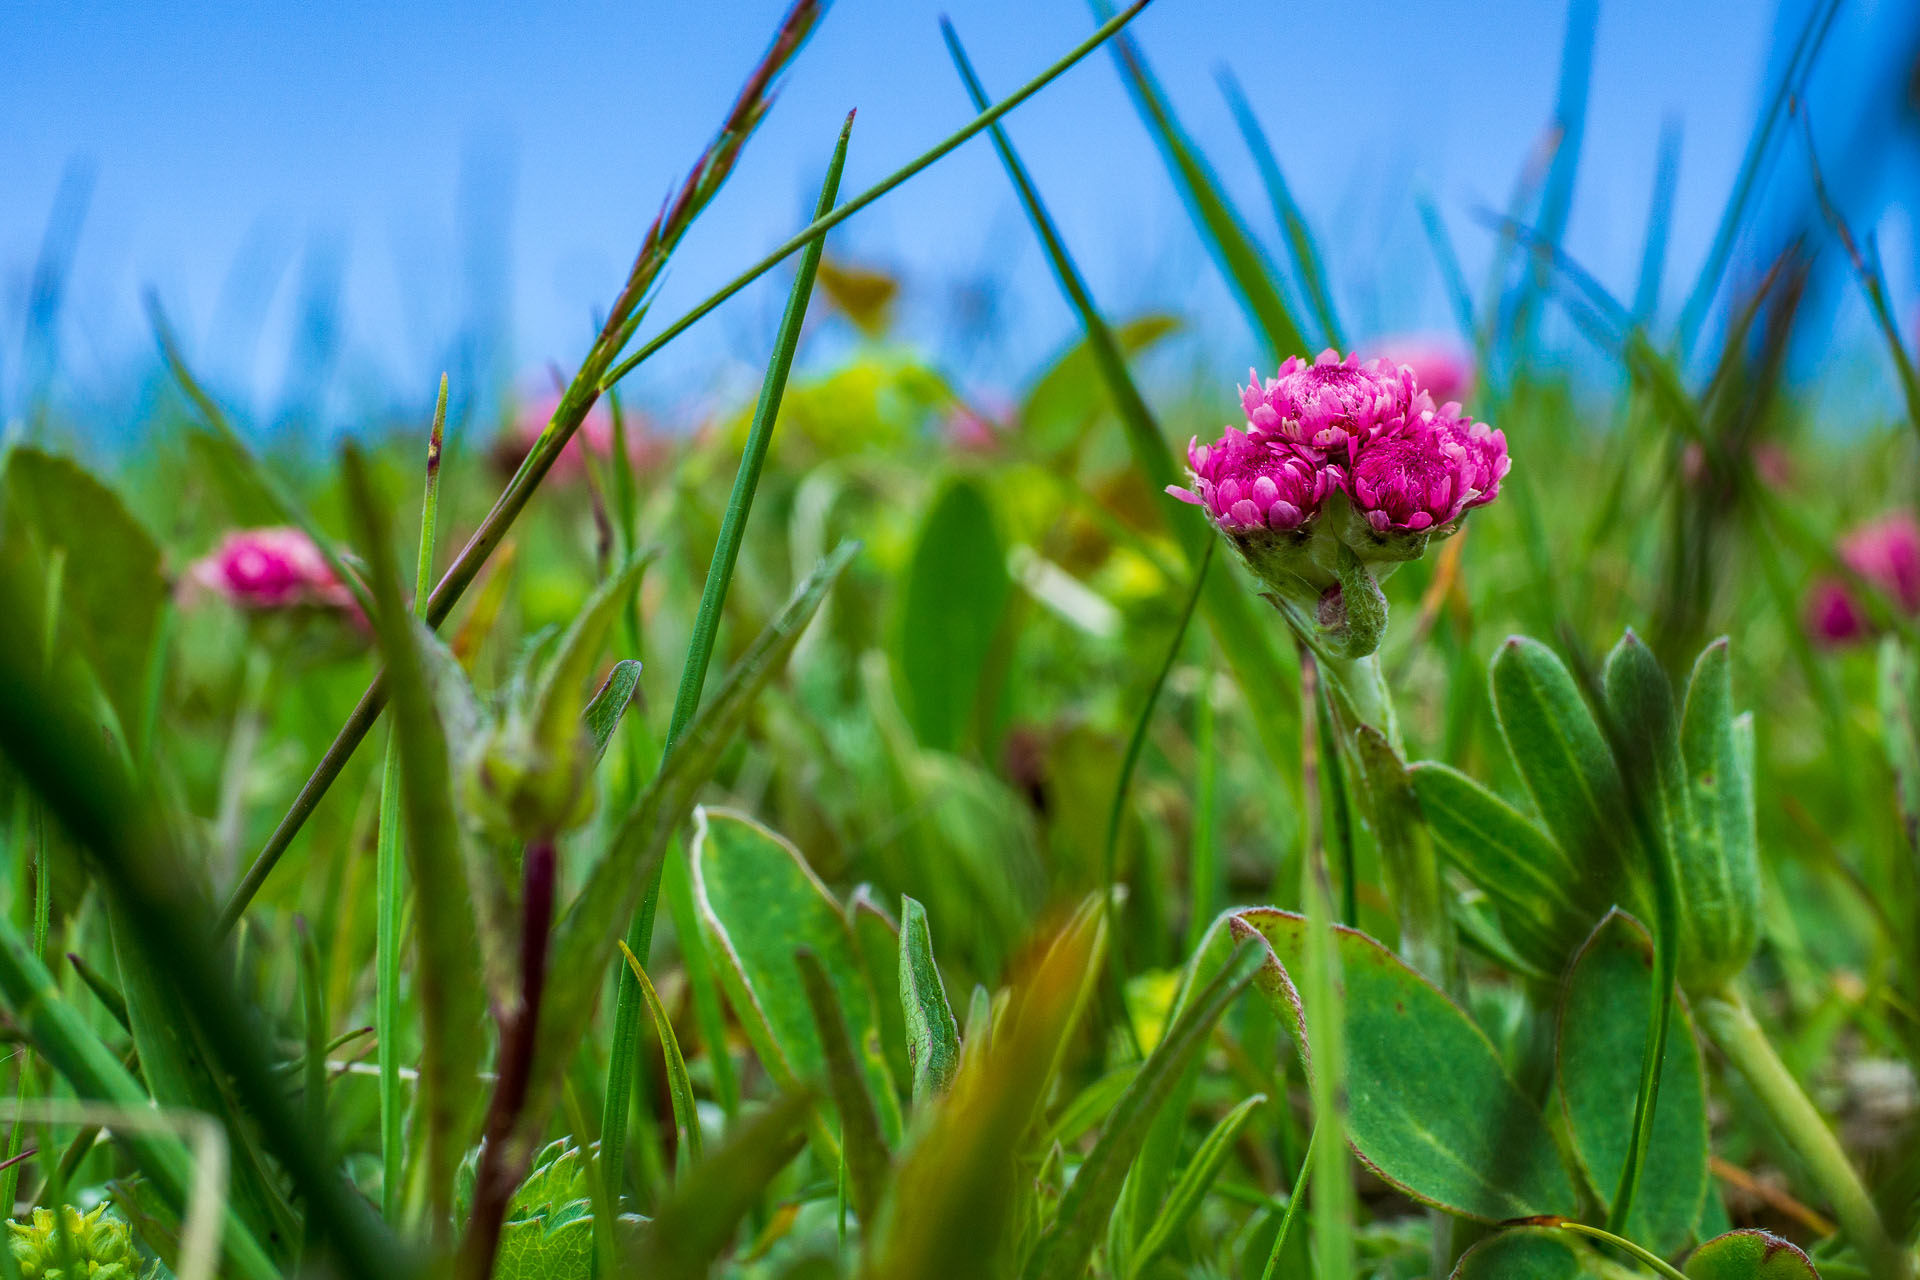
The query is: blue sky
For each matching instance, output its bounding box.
[3,0,1913,434]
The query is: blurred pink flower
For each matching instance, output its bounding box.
[496,392,668,481]
[1680,440,1795,491]
[1806,513,1920,646]
[1367,335,1475,406]
[1168,427,1335,533]
[186,527,353,611]
[944,403,1006,454]
[1239,349,1421,455]
[1345,407,1509,533]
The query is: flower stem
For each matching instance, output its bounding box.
[457,838,557,1280]
[1697,989,1911,1280]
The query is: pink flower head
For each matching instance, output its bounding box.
[187,527,352,611]
[1345,407,1509,533]
[1807,512,1920,646]
[1240,349,1422,455]
[1168,428,1335,533]
[1367,335,1474,406]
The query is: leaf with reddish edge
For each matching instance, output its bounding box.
[1229,907,1578,1223]
[1683,1229,1822,1278]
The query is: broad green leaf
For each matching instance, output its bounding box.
[796,948,892,1224]
[584,659,644,763]
[1231,908,1579,1222]
[1491,637,1648,922]
[0,447,166,730]
[621,1093,812,1280]
[898,895,960,1104]
[1450,1228,1592,1279]
[1684,1229,1821,1278]
[850,886,912,1094]
[1677,638,1760,989]
[1409,762,1589,973]
[692,807,903,1152]
[893,476,1010,752]
[1127,1094,1266,1278]
[1558,910,1710,1257]
[1021,941,1262,1280]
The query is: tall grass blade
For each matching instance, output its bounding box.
[1632,119,1682,324]
[1090,4,1308,360]
[796,949,892,1226]
[378,374,448,1223]
[1217,67,1343,350]
[342,443,483,1246]
[600,109,851,1209]
[944,19,1304,783]
[616,943,703,1169]
[1021,940,1260,1280]
[1505,0,1594,357]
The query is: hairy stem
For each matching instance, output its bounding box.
[457,839,557,1280]
[1698,989,1910,1280]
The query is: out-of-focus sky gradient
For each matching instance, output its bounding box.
[4,0,1916,432]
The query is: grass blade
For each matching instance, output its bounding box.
[796,949,892,1226]
[1020,940,1261,1280]
[342,443,484,1245]
[378,375,448,1223]
[1090,4,1308,360]
[616,943,704,1169]
[1127,1093,1266,1278]
[601,108,852,1207]
[944,19,1304,785]
[1216,67,1343,350]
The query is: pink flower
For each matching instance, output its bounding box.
[1807,513,1920,646]
[186,527,353,611]
[495,391,668,481]
[1344,406,1509,533]
[1240,349,1422,455]
[944,403,1008,454]
[1366,335,1475,406]
[1168,428,1335,533]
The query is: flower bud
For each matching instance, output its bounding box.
[461,712,596,845]
[1804,512,1920,647]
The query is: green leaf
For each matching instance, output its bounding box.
[1491,637,1648,923]
[795,948,892,1225]
[1683,1229,1821,1278]
[893,476,1010,752]
[1602,631,1689,890]
[1021,941,1262,1280]
[1127,1094,1266,1277]
[1231,908,1580,1222]
[1407,762,1589,974]
[1558,910,1710,1257]
[1677,638,1760,989]
[531,555,651,762]
[898,895,960,1104]
[584,659,644,764]
[0,447,166,730]
[850,886,912,1093]
[1450,1227,1593,1279]
[692,807,903,1153]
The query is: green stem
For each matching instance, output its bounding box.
[1698,989,1911,1280]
